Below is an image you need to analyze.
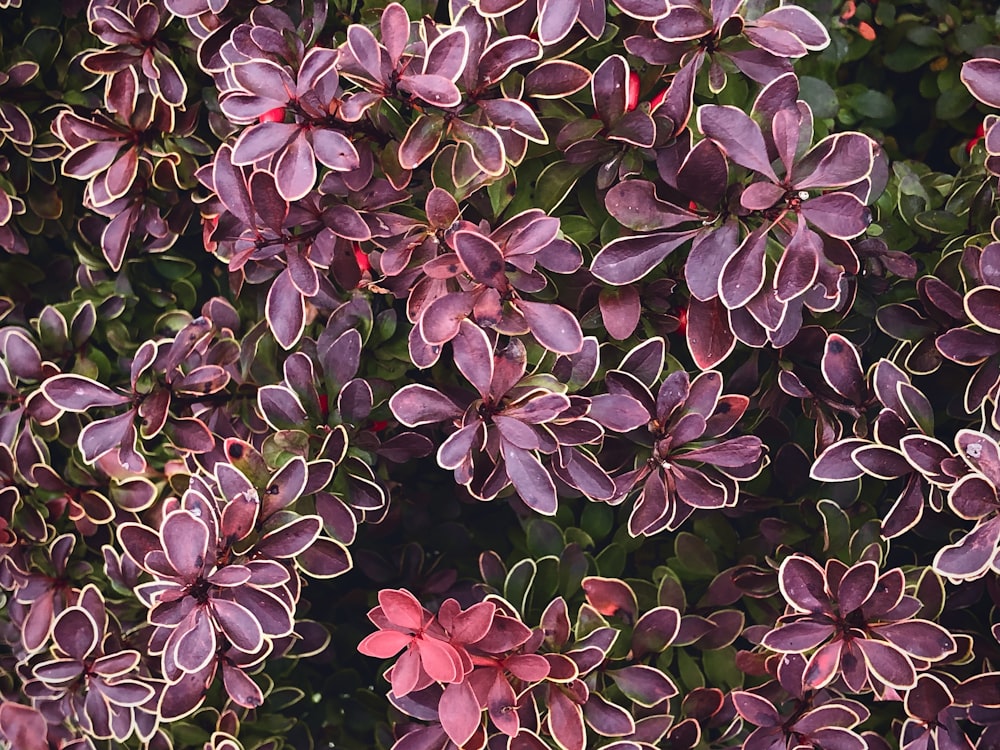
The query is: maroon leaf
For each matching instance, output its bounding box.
[687,296,736,370]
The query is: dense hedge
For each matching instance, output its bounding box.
[1,0,1000,748]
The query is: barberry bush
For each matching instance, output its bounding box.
[0,0,999,748]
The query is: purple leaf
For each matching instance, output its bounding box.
[857,639,916,689]
[222,661,264,709]
[631,606,681,658]
[875,620,956,661]
[933,518,1000,580]
[591,231,695,285]
[774,220,821,302]
[420,291,476,345]
[390,385,462,427]
[42,374,130,411]
[503,443,557,515]
[524,60,591,98]
[732,692,780,727]
[231,121,297,164]
[210,598,264,653]
[754,6,830,49]
[399,115,445,170]
[297,537,352,579]
[584,693,635,737]
[822,333,865,403]
[698,105,779,181]
[546,686,585,750]
[599,286,642,340]
[836,560,878,614]
[312,128,361,171]
[607,665,677,706]
[762,617,833,652]
[52,608,98,662]
[686,296,736,370]
[720,226,768,308]
[905,674,953,723]
[962,58,1000,108]
[255,515,322,559]
[439,680,481,746]
[605,181,697,230]
[79,411,134,464]
[518,300,584,354]
[274,130,317,201]
[965,286,1000,333]
[538,0,581,45]
[400,74,462,108]
[162,510,209,580]
[260,455,308,519]
[453,230,508,288]
[795,133,876,191]
[801,193,871,239]
[479,37,544,87]
[779,555,830,613]
[266,269,305,349]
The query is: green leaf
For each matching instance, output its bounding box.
[595,543,626,578]
[884,43,940,72]
[915,210,966,234]
[526,519,565,557]
[504,558,536,615]
[799,76,839,119]
[581,502,614,541]
[817,499,851,554]
[676,648,705,691]
[702,646,743,691]
[534,161,590,213]
[851,90,896,121]
[935,86,973,120]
